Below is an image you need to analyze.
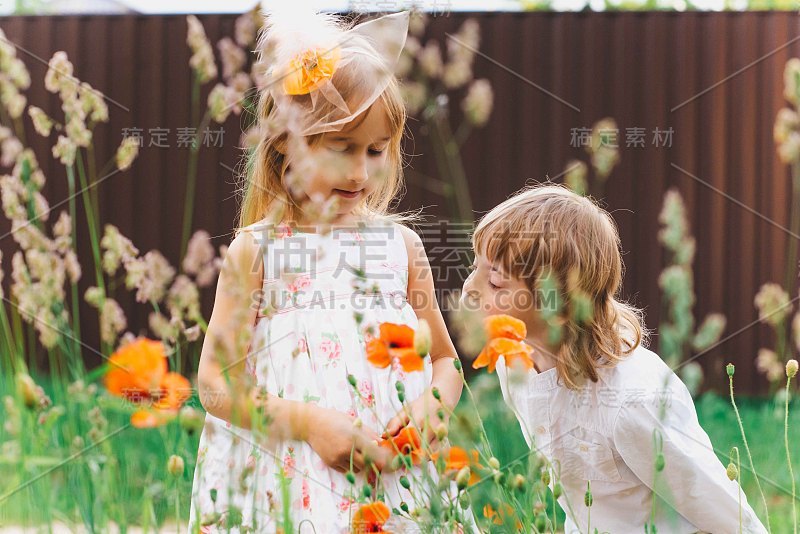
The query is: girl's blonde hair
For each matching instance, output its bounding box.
[236,37,408,230]
[473,183,648,389]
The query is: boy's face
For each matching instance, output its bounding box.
[292,101,392,219]
[461,252,539,329]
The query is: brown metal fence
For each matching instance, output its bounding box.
[1,11,798,394]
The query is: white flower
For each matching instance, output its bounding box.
[79,82,109,123]
[186,16,218,84]
[218,37,246,80]
[52,135,77,166]
[100,224,139,276]
[418,42,443,79]
[208,83,233,124]
[461,78,493,127]
[44,51,77,101]
[28,106,54,137]
[784,58,800,106]
[125,250,176,304]
[1,137,23,168]
[115,136,139,171]
[100,298,127,345]
[754,282,791,326]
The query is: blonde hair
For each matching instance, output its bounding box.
[473,183,647,389]
[236,35,408,230]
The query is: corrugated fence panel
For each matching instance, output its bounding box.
[0,11,797,394]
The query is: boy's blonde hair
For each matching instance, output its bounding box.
[237,34,407,230]
[473,183,647,388]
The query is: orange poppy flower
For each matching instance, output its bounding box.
[351,501,390,533]
[379,426,424,466]
[472,315,534,373]
[431,446,482,486]
[365,323,425,373]
[483,503,522,529]
[485,314,526,341]
[282,46,341,96]
[104,337,192,428]
[104,337,168,400]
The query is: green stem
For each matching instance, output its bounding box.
[785,375,797,534]
[729,375,771,532]
[180,76,208,262]
[66,165,83,361]
[73,155,109,355]
[0,299,16,370]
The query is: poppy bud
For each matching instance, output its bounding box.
[787,359,798,379]
[584,482,593,507]
[347,374,358,387]
[400,476,411,489]
[726,363,735,377]
[346,471,356,484]
[456,466,471,489]
[414,319,432,356]
[362,485,372,498]
[541,470,550,486]
[655,453,665,472]
[459,493,471,510]
[432,387,441,401]
[435,423,448,441]
[513,474,526,491]
[395,381,405,393]
[16,374,39,409]
[553,482,563,499]
[727,463,739,481]
[400,501,409,513]
[488,457,500,470]
[167,455,184,477]
[453,358,462,371]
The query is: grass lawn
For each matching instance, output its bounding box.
[0,373,796,532]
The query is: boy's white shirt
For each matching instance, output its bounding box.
[494,344,768,534]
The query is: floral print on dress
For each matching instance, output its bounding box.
[187,221,461,534]
[318,332,342,368]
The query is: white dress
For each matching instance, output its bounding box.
[188,219,449,533]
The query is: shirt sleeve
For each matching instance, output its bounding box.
[612,375,768,534]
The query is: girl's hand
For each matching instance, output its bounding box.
[383,389,449,454]
[305,405,391,474]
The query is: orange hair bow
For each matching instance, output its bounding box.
[282,46,341,96]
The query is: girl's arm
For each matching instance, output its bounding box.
[197,230,389,472]
[612,376,767,533]
[383,225,464,440]
[197,230,306,436]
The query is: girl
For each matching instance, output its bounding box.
[461,184,767,533]
[188,9,464,533]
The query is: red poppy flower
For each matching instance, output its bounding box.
[351,501,390,533]
[104,337,192,428]
[366,323,426,373]
[431,446,482,486]
[472,315,534,373]
[379,426,424,466]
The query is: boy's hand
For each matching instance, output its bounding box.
[383,389,449,453]
[304,405,391,474]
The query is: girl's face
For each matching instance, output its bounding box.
[461,252,543,336]
[294,101,392,220]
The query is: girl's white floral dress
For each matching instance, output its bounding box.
[188,219,441,533]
